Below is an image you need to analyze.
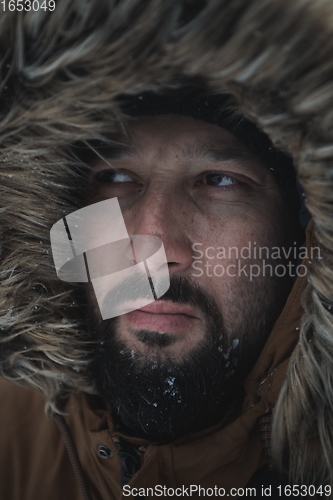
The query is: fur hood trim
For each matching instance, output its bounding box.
[1,0,333,486]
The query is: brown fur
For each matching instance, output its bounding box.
[1,0,333,488]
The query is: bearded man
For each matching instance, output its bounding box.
[0,1,333,500]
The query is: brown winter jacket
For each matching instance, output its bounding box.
[1,0,333,497]
[0,223,314,499]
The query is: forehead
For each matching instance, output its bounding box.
[122,114,244,154]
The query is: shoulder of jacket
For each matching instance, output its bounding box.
[0,377,44,405]
[0,378,48,431]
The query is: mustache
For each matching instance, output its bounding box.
[101,272,224,330]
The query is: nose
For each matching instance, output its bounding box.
[124,185,194,274]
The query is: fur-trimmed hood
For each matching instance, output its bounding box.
[1,0,333,487]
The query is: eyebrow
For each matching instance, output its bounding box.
[81,140,136,167]
[182,143,261,164]
[90,140,264,171]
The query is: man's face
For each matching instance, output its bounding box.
[86,115,294,441]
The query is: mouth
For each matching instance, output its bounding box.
[122,300,201,333]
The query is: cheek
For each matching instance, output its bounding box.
[193,206,286,269]
[194,187,286,245]
[190,204,288,308]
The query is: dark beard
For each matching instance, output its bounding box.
[88,272,289,444]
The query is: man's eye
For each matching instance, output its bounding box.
[94,170,134,183]
[204,173,239,186]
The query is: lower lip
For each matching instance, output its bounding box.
[124,310,199,333]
